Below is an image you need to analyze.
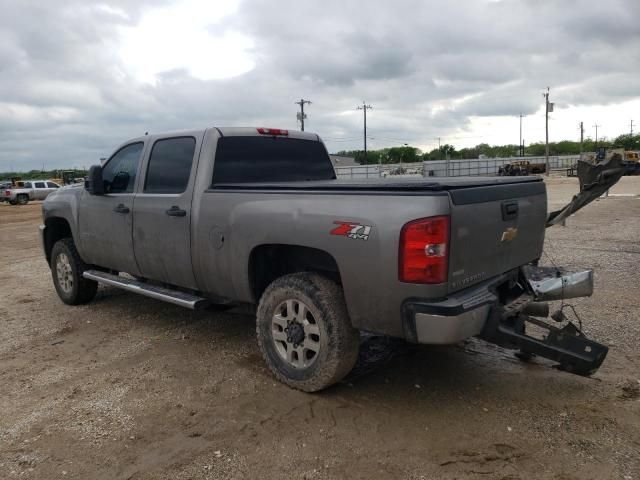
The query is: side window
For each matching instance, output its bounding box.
[144,137,196,194]
[34,182,46,188]
[46,182,60,188]
[23,182,32,188]
[102,142,144,193]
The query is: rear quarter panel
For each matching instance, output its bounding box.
[193,190,451,337]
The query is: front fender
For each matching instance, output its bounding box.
[42,187,83,254]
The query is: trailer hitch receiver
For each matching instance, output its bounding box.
[480,303,608,376]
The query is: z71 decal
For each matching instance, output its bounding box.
[330,221,372,241]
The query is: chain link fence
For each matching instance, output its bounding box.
[335,155,581,179]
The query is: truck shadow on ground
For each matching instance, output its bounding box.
[89,285,595,403]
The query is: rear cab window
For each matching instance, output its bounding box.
[144,137,196,194]
[211,137,336,184]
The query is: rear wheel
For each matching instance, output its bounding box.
[256,273,360,392]
[17,194,28,205]
[9,200,17,205]
[51,238,98,305]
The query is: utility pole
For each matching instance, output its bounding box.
[579,121,584,159]
[631,119,635,136]
[295,98,311,131]
[593,123,601,148]
[356,101,373,164]
[543,87,552,176]
[401,143,409,171]
[434,137,447,175]
[519,113,525,157]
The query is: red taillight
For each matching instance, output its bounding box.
[4,190,10,196]
[399,215,450,284]
[257,128,289,136]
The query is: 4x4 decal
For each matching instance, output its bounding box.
[330,221,372,241]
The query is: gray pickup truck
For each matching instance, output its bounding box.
[41,127,617,391]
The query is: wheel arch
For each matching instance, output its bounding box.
[248,244,342,303]
[44,217,74,265]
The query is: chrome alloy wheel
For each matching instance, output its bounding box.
[56,252,74,293]
[271,299,321,368]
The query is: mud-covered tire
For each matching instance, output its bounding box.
[17,194,28,205]
[50,238,98,305]
[9,200,17,205]
[256,273,360,392]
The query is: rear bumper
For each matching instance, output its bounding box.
[402,278,500,344]
[401,267,606,376]
[411,305,490,344]
[402,264,596,345]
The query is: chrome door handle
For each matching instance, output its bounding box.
[113,204,130,214]
[166,206,186,217]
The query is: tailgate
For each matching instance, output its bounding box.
[447,180,547,293]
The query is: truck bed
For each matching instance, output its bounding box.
[212,176,543,192]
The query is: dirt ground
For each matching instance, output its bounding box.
[1,177,639,480]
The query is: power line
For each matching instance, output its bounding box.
[321,135,361,140]
[325,116,633,153]
[356,101,373,164]
[294,98,312,131]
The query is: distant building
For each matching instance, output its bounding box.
[329,155,358,167]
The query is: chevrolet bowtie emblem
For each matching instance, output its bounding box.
[501,227,518,242]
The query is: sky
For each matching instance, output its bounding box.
[1,0,639,171]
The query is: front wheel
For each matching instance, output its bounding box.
[256,273,360,392]
[50,238,98,305]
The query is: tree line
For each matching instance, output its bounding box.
[0,168,88,182]
[335,133,640,164]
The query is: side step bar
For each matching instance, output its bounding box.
[83,270,210,310]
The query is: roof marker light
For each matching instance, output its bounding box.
[257,128,289,136]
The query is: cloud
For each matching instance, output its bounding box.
[0,0,639,170]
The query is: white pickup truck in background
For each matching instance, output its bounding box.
[3,180,62,205]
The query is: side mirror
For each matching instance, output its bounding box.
[85,165,105,195]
